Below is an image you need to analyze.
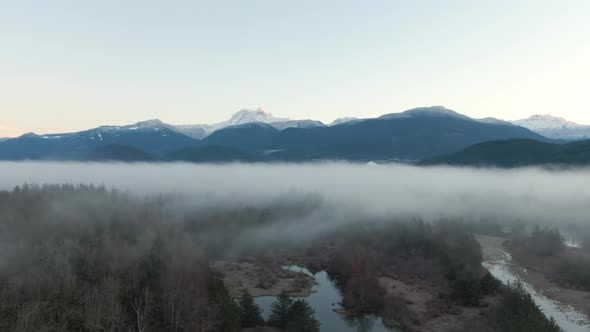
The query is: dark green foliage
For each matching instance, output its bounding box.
[268,291,293,329]
[434,221,483,277]
[480,272,502,296]
[452,273,481,307]
[238,292,264,328]
[558,258,590,291]
[268,294,319,332]
[286,300,320,332]
[497,282,562,332]
[529,226,565,257]
[208,277,241,331]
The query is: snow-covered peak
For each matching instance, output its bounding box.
[133,119,167,128]
[227,108,288,126]
[512,115,590,140]
[403,106,469,119]
[380,106,471,120]
[175,108,293,139]
[513,115,579,130]
[330,117,359,126]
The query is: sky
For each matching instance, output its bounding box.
[1,0,589,137]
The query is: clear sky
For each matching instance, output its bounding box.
[1,0,589,137]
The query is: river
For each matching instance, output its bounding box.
[255,265,395,332]
[478,235,590,332]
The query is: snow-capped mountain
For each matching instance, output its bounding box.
[380,106,501,123]
[330,117,359,126]
[0,119,198,160]
[228,108,287,125]
[512,115,590,140]
[175,108,324,139]
[0,105,554,162]
[380,106,472,120]
[269,120,325,130]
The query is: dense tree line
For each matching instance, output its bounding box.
[0,185,321,331]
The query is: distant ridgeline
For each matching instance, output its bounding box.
[422,139,590,168]
[1,106,580,165]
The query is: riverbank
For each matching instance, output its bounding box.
[212,260,316,297]
[216,245,501,332]
[510,246,590,318]
[477,234,590,330]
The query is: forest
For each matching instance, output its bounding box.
[0,184,573,331]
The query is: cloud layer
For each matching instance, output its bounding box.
[1,162,589,226]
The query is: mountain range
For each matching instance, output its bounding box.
[174,109,590,141]
[174,108,325,139]
[0,106,554,163]
[511,115,590,140]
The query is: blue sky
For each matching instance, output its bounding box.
[1,0,589,136]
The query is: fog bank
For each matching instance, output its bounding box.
[1,162,589,226]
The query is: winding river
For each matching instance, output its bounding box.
[255,265,395,332]
[256,239,590,331]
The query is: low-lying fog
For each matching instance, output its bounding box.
[1,161,589,227]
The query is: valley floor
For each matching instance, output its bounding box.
[477,235,590,325]
[213,246,500,332]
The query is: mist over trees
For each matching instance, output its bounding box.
[0,172,582,331]
[0,185,326,331]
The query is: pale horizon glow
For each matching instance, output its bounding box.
[1,0,589,137]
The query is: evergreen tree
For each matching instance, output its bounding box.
[286,300,320,332]
[452,273,481,307]
[208,277,241,331]
[268,291,293,329]
[497,281,561,332]
[480,272,502,296]
[529,225,565,256]
[238,291,264,328]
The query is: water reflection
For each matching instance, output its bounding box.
[255,265,394,332]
